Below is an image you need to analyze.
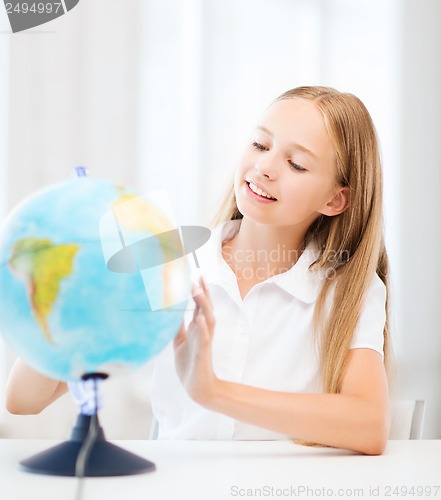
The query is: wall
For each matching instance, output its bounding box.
[0,7,10,430]
[0,0,440,439]
[0,0,153,439]
[397,0,441,438]
[5,0,142,208]
[138,0,441,438]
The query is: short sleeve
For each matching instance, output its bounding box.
[350,273,387,356]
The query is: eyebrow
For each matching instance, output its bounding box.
[256,126,320,161]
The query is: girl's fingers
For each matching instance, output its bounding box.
[195,312,210,343]
[200,276,213,307]
[200,276,213,309]
[191,276,211,305]
[192,302,200,322]
[173,322,187,347]
[193,289,215,332]
[191,281,203,298]
[189,276,215,337]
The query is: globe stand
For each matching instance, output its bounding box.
[20,376,156,477]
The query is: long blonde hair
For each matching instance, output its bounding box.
[211,86,390,396]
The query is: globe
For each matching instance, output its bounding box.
[0,172,191,381]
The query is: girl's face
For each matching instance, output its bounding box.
[234,97,348,228]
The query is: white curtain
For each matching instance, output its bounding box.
[0,8,11,429]
[0,0,152,439]
[6,0,144,207]
[138,0,323,227]
[139,0,441,438]
[1,0,440,438]
[0,3,10,224]
[395,0,441,439]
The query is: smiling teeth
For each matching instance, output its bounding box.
[249,182,275,200]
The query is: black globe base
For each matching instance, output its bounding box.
[19,414,156,477]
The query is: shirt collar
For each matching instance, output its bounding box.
[195,219,324,304]
[270,242,324,303]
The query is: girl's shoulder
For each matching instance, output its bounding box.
[350,273,387,355]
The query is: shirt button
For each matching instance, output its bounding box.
[238,324,248,336]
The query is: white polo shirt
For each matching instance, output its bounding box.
[150,219,386,440]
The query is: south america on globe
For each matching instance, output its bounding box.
[0,172,191,381]
[9,237,80,343]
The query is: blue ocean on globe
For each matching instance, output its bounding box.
[0,174,191,381]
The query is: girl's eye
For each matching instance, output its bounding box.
[288,160,307,172]
[252,141,268,151]
[251,141,306,172]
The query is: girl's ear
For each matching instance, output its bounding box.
[320,186,350,217]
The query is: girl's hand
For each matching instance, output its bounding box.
[173,276,219,406]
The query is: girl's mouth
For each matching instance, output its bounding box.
[245,182,277,203]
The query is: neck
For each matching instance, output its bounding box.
[222,218,307,280]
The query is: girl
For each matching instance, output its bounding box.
[150,86,390,453]
[6,86,390,455]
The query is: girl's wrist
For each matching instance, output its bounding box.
[191,376,221,410]
[201,378,229,412]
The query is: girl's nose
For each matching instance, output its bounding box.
[255,156,279,179]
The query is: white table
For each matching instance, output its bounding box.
[1,440,440,500]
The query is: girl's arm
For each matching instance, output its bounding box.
[5,357,68,415]
[175,278,389,455]
[207,348,389,455]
